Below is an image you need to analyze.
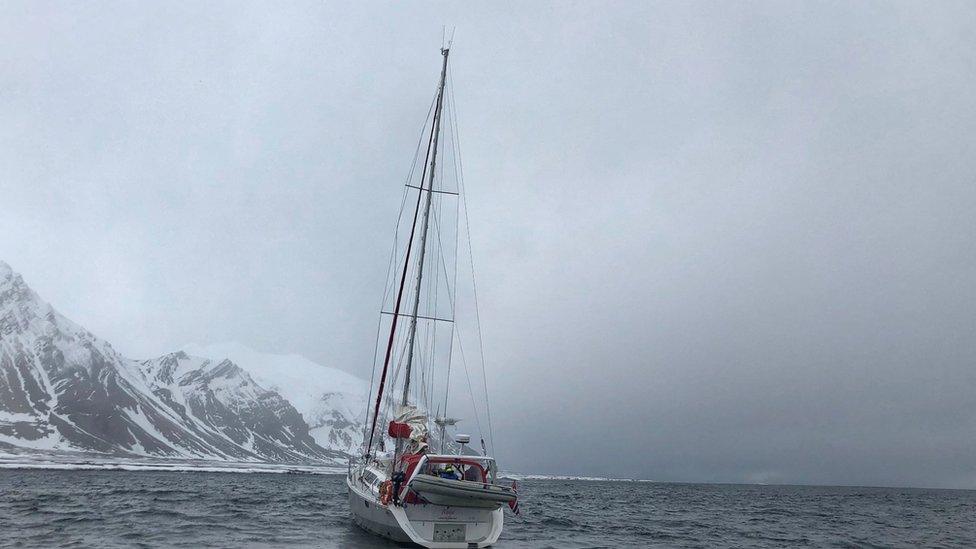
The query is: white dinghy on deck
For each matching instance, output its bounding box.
[346,43,518,548]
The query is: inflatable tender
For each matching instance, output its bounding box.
[409,475,518,509]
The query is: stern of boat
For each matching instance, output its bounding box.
[392,502,504,548]
[348,468,504,548]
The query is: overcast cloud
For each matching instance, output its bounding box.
[1,1,975,488]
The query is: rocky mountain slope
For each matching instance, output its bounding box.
[182,342,366,456]
[0,261,365,464]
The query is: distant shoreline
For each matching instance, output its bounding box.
[0,452,657,482]
[0,452,345,475]
[4,455,970,491]
[503,473,655,483]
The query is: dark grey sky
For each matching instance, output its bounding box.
[2,2,975,487]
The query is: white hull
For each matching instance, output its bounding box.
[347,476,504,548]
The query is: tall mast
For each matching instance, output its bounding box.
[401,47,450,408]
[364,47,450,456]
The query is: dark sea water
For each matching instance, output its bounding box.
[1,469,974,548]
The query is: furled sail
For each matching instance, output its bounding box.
[389,405,429,453]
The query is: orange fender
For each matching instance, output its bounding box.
[379,480,393,505]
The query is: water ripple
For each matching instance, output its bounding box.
[2,471,976,548]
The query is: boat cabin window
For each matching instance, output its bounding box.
[361,470,381,490]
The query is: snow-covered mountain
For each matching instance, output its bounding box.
[0,260,364,464]
[181,343,367,455]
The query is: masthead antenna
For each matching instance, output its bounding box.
[441,25,456,52]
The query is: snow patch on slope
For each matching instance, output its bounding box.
[1,261,341,464]
[182,342,367,454]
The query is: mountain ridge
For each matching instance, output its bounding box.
[0,260,365,465]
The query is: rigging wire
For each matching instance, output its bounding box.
[452,320,484,441]
[448,65,496,455]
[423,110,451,415]
[360,94,437,450]
[414,134,441,412]
[365,85,441,454]
[381,153,439,437]
[438,86,462,427]
[362,49,496,460]
[425,226,485,450]
[411,190,487,443]
[428,207,487,445]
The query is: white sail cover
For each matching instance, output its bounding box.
[394,405,430,453]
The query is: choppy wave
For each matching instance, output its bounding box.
[2,471,975,548]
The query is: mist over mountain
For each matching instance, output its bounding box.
[0,260,365,464]
[181,342,367,455]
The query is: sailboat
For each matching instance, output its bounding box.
[346,46,518,548]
